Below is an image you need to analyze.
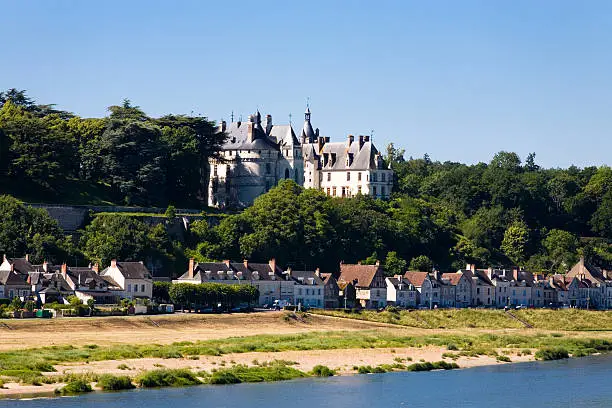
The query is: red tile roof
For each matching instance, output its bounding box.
[339,264,381,288]
[403,271,429,287]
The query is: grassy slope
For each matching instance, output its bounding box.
[312,309,612,331]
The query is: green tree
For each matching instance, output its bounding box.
[542,229,578,273]
[409,255,433,272]
[384,251,406,276]
[501,221,530,265]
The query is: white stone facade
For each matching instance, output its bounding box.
[207,108,393,208]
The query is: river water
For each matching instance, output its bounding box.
[3,355,611,408]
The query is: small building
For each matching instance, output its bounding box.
[290,269,324,309]
[319,271,340,309]
[338,262,387,309]
[440,272,472,308]
[100,260,153,300]
[404,271,440,309]
[386,276,418,308]
[565,257,612,309]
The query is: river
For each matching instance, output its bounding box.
[3,355,611,407]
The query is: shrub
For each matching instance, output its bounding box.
[117,363,130,370]
[535,348,569,361]
[496,355,511,362]
[357,365,372,374]
[135,369,201,388]
[447,343,458,351]
[97,374,135,391]
[56,379,93,395]
[209,371,241,384]
[311,365,335,377]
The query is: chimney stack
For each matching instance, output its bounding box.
[247,122,254,142]
[315,267,320,277]
[265,114,272,135]
[92,263,99,274]
[219,120,227,133]
[111,259,117,269]
[358,135,364,149]
[61,263,67,279]
[243,259,249,270]
[223,259,231,268]
[317,136,325,153]
[43,261,48,273]
[269,258,276,273]
[347,135,354,146]
[375,260,380,266]
[364,135,370,142]
[188,258,195,279]
[25,254,29,262]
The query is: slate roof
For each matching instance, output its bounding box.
[319,140,378,171]
[290,270,324,286]
[319,272,335,285]
[0,270,29,286]
[269,124,300,147]
[102,262,152,280]
[567,258,610,284]
[386,277,415,290]
[440,272,465,286]
[339,264,382,288]
[8,258,35,275]
[221,116,281,150]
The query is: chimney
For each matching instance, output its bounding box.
[433,270,440,281]
[512,267,519,281]
[315,128,319,137]
[324,136,330,143]
[317,136,325,153]
[219,120,227,133]
[43,261,48,273]
[364,135,370,142]
[347,134,354,146]
[247,122,254,142]
[61,263,67,279]
[188,258,195,279]
[466,263,476,272]
[269,258,276,273]
[358,135,364,149]
[223,259,231,268]
[487,267,494,279]
[25,254,29,262]
[375,260,380,266]
[243,259,249,270]
[111,259,117,269]
[92,263,99,273]
[265,114,272,135]
[315,267,320,277]
[286,267,292,279]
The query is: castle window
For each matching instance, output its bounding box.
[347,172,350,181]
[372,172,377,182]
[357,186,362,194]
[327,173,331,182]
[213,165,218,177]
[332,187,337,196]
[285,168,290,179]
[341,187,346,197]
[381,173,386,182]
[327,187,331,195]
[358,172,362,181]
[372,186,377,196]
[266,163,271,175]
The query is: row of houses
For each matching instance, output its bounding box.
[339,259,612,310]
[3,253,610,311]
[0,255,153,304]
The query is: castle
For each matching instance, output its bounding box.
[207,108,393,208]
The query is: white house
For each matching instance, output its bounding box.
[386,276,418,308]
[290,269,325,309]
[404,271,440,309]
[100,260,153,300]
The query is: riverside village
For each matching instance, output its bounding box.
[1,109,611,317]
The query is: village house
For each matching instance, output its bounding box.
[290,269,324,309]
[565,257,612,309]
[385,276,418,308]
[0,255,32,299]
[549,275,570,307]
[336,279,357,309]
[441,271,472,308]
[174,258,293,307]
[488,270,511,308]
[100,260,153,300]
[338,262,387,309]
[460,265,495,307]
[319,271,340,309]
[403,271,440,308]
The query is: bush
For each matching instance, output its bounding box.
[310,365,335,377]
[535,347,569,361]
[447,343,458,351]
[56,379,93,395]
[357,365,372,374]
[135,369,201,388]
[209,371,241,384]
[97,374,135,391]
[406,361,459,372]
[496,355,511,362]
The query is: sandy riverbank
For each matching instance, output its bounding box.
[0,311,609,399]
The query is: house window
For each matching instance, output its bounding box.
[332,187,337,196]
[358,172,362,181]
[372,172,377,182]
[347,172,350,181]
[357,186,362,194]
[381,173,386,182]
[372,186,377,196]
[142,284,145,293]
[285,168,290,179]
[327,173,331,182]
[213,165,218,177]
[477,288,480,294]
[327,187,331,196]
[266,163,271,175]
[127,284,132,293]
[381,186,386,196]
[341,187,346,197]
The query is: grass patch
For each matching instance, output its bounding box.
[405,361,459,371]
[205,362,306,384]
[496,355,512,362]
[135,369,201,388]
[97,374,135,391]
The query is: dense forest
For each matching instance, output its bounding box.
[0,89,610,275]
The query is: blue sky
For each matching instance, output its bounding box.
[2,0,611,168]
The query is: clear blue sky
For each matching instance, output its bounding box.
[2,0,611,168]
